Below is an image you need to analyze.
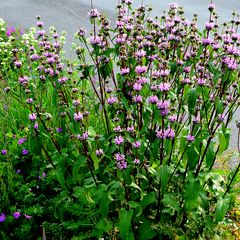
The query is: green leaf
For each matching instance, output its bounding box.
[218,132,229,156]
[216,99,224,114]
[140,192,156,209]
[138,219,157,240]
[128,201,143,218]
[187,145,199,170]
[188,88,198,115]
[56,168,65,188]
[119,208,134,240]
[162,194,180,213]
[159,165,169,193]
[215,197,230,222]
[130,182,142,192]
[184,179,201,211]
[206,141,215,168]
[169,61,178,74]
[90,151,99,170]
[92,219,113,238]
[72,157,85,184]
[99,194,110,217]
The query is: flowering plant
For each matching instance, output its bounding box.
[0,1,239,239]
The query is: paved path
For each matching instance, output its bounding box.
[0,0,239,162]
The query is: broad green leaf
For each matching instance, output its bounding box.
[138,219,157,240]
[159,165,169,193]
[140,192,156,209]
[206,141,215,168]
[99,194,110,217]
[119,208,134,240]
[130,182,142,192]
[72,157,85,184]
[215,197,230,222]
[188,89,198,115]
[92,219,113,238]
[90,151,99,170]
[187,145,199,170]
[184,179,201,211]
[162,194,180,213]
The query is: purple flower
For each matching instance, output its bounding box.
[222,57,238,70]
[30,54,39,61]
[135,66,147,75]
[156,129,167,139]
[16,169,21,174]
[96,149,104,156]
[22,149,29,155]
[74,112,83,122]
[132,141,141,149]
[89,36,104,46]
[115,153,127,170]
[187,134,195,142]
[82,132,88,140]
[208,3,215,11]
[125,0,133,5]
[24,214,32,219]
[114,136,124,145]
[126,125,134,132]
[183,66,191,73]
[137,77,148,84]
[202,37,213,46]
[181,78,191,85]
[135,49,146,58]
[193,116,200,124]
[157,100,170,110]
[56,128,62,133]
[73,99,80,106]
[120,68,130,75]
[113,126,122,133]
[18,76,29,85]
[1,149,7,155]
[58,77,68,85]
[197,78,206,86]
[160,69,170,77]
[218,114,225,122]
[115,153,125,161]
[77,28,86,37]
[36,21,44,27]
[168,115,177,123]
[165,128,175,139]
[13,212,21,219]
[133,95,142,103]
[156,128,175,139]
[6,26,15,36]
[169,3,178,9]
[149,96,158,104]
[107,96,117,105]
[14,61,22,68]
[88,8,100,18]
[205,22,214,30]
[158,82,171,92]
[37,30,45,37]
[29,113,37,122]
[133,158,140,165]
[0,213,6,222]
[133,83,142,91]
[18,138,26,145]
[117,161,127,169]
[26,98,34,104]
[34,122,39,129]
